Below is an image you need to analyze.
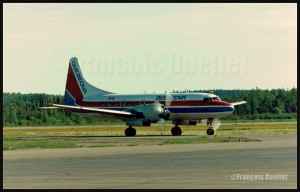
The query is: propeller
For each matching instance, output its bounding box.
[213,118,221,130]
[165,93,173,108]
[201,118,221,130]
[161,92,173,120]
[157,118,165,135]
[156,93,173,135]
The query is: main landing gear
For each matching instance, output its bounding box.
[171,126,182,136]
[125,126,136,137]
[206,118,215,135]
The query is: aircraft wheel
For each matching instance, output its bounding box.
[171,127,182,136]
[131,128,136,136]
[125,127,136,137]
[206,128,214,135]
[178,127,182,135]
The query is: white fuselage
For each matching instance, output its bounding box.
[72,92,235,121]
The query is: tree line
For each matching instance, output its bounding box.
[173,88,297,120]
[3,88,297,126]
[3,93,102,127]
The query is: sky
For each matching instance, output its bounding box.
[3,3,297,95]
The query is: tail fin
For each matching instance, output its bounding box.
[64,57,112,105]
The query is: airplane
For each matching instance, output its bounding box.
[41,57,247,136]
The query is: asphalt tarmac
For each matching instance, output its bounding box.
[3,134,297,189]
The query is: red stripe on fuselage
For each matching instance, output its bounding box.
[74,99,231,107]
[169,100,231,106]
[66,64,83,100]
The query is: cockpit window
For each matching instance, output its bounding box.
[204,96,221,102]
[203,97,212,102]
[212,96,221,101]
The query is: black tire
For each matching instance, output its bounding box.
[206,129,210,135]
[125,128,131,136]
[206,128,214,135]
[125,128,136,136]
[171,127,182,136]
[131,128,136,136]
[171,127,177,136]
[178,127,182,135]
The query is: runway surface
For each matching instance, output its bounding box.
[3,134,297,189]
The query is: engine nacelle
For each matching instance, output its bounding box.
[126,120,151,127]
[126,102,170,122]
[173,120,198,125]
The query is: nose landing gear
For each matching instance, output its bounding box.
[206,118,215,135]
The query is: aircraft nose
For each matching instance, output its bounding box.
[230,104,235,113]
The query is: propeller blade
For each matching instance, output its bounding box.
[213,118,221,130]
[157,118,165,125]
[157,118,165,135]
[165,93,173,107]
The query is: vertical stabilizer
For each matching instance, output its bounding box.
[64,57,112,105]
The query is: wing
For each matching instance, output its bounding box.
[40,104,136,118]
[230,101,247,106]
[38,106,59,109]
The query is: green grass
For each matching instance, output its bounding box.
[127,143,138,146]
[3,122,297,150]
[3,136,75,150]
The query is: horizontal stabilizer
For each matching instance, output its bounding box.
[231,101,247,106]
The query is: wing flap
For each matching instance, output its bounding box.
[51,104,136,118]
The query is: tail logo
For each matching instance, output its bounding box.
[71,60,87,94]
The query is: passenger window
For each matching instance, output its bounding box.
[121,101,125,107]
